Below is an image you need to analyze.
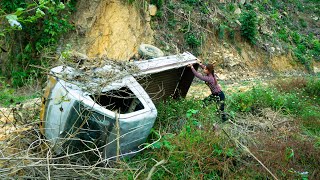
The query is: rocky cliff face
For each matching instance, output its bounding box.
[68,0,154,60]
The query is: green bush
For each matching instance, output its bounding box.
[239,7,258,44]
[291,31,301,44]
[218,24,227,40]
[0,0,76,87]
[311,39,320,61]
[185,32,201,48]
[135,97,238,179]
[150,0,164,10]
[278,28,289,42]
[299,18,307,28]
[227,3,235,12]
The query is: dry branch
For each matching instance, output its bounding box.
[146,159,167,180]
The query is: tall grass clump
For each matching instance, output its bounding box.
[228,76,320,137]
[123,98,242,179]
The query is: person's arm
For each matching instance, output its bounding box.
[197,59,206,69]
[190,65,211,82]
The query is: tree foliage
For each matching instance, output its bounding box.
[0,0,77,87]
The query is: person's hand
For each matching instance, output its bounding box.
[196,59,202,65]
[187,64,193,68]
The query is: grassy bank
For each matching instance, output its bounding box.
[119,76,320,179]
[0,76,319,179]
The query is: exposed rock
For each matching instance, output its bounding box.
[223,53,241,68]
[67,0,154,61]
[270,47,275,53]
[235,20,241,26]
[282,11,288,16]
[149,4,157,16]
[260,25,273,36]
[234,8,241,15]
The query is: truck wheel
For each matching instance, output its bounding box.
[138,44,164,59]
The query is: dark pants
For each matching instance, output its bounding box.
[203,91,227,121]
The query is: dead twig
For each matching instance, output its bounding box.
[222,126,279,180]
[146,159,167,180]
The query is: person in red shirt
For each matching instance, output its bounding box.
[188,60,227,122]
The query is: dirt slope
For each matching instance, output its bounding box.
[66,0,154,60]
[62,0,320,81]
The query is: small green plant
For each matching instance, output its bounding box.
[185,32,201,48]
[278,28,289,42]
[229,28,235,42]
[149,130,175,151]
[299,18,307,28]
[186,108,199,118]
[0,85,38,107]
[284,147,294,161]
[311,39,320,61]
[150,0,164,10]
[227,3,235,12]
[200,2,210,14]
[218,24,227,40]
[291,31,301,44]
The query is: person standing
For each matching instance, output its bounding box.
[188,60,227,122]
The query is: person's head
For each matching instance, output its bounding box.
[203,64,214,75]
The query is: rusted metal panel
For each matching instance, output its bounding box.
[137,67,184,101]
[134,51,198,102]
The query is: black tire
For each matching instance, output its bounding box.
[138,44,164,59]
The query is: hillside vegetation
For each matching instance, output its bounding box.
[149,0,319,72]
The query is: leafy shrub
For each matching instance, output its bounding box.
[227,3,235,12]
[150,0,164,10]
[239,7,258,44]
[291,31,301,44]
[278,28,289,42]
[299,18,307,28]
[311,39,320,61]
[313,39,320,52]
[293,46,312,71]
[1,0,76,87]
[185,32,201,48]
[200,2,210,14]
[218,24,227,40]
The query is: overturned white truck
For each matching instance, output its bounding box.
[40,52,198,160]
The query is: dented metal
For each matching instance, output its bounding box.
[40,52,197,160]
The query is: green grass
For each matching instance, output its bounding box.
[0,87,38,107]
[116,76,320,179]
[1,76,319,179]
